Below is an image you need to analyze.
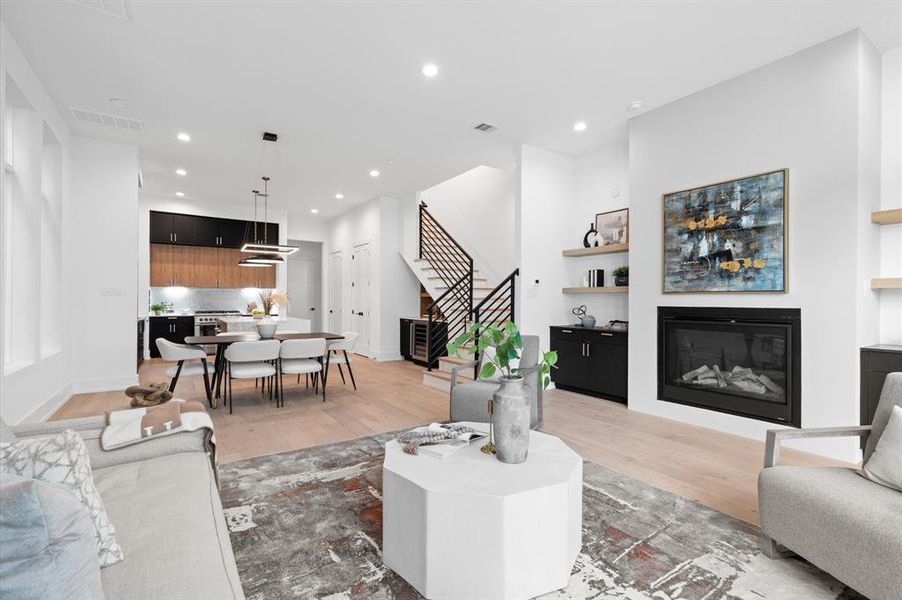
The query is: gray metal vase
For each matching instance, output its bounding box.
[493,376,530,464]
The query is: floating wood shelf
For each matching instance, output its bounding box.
[562,286,629,294]
[871,277,902,289]
[871,208,902,225]
[562,243,629,257]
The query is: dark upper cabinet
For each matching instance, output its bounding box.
[149,211,195,245]
[221,219,252,248]
[550,326,628,403]
[264,222,280,245]
[149,211,175,244]
[194,216,221,246]
[150,210,277,249]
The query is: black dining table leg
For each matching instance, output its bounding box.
[212,345,227,404]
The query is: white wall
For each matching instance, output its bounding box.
[628,30,882,462]
[325,196,418,360]
[879,47,901,344]
[516,145,576,351]
[0,21,72,423]
[514,144,631,349]
[419,165,516,282]
[68,137,140,393]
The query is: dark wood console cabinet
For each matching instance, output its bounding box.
[550,326,627,403]
[860,344,902,426]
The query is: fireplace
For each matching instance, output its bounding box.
[658,307,800,427]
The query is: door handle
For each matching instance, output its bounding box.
[357,312,364,316]
[310,308,315,311]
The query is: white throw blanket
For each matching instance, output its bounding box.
[101,399,215,451]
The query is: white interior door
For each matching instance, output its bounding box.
[287,256,318,328]
[352,243,371,355]
[328,251,343,333]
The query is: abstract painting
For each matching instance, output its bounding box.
[663,169,787,293]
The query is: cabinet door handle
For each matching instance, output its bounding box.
[600,332,613,337]
[173,233,177,242]
[586,343,591,357]
[561,329,573,334]
[581,342,585,356]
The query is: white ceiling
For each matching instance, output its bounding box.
[2,1,899,218]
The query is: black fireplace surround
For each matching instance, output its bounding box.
[658,307,801,427]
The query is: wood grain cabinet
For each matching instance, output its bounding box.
[150,244,195,287]
[549,326,628,403]
[149,210,279,289]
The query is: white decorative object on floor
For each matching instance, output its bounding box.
[383,422,582,600]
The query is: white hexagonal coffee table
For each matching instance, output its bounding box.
[383,422,582,600]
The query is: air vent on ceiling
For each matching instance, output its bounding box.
[70,0,131,20]
[71,108,144,132]
[474,123,498,133]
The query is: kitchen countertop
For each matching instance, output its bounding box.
[554,324,629,333]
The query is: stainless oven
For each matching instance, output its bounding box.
[194,310,240,354]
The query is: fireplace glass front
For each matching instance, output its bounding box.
[658,307,800,426]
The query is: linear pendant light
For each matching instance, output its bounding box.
[240,149,298,257]
[238,185,286,267]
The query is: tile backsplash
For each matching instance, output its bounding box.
[149,287,267,314]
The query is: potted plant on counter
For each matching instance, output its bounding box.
[613,266,629,287]
[150,302,165,316]
[446,321,557,464]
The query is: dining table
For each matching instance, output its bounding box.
[183,331,345,408]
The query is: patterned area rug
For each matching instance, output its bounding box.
[219,432,863,600]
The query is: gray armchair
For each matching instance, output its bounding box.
[758,372,902,600]
[448,335,543,428]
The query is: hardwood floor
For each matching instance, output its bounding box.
[53,357,849,525]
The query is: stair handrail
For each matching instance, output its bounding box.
[472,268,520,376]
[425,272,471,370]
[419,202,474,370]
[419,202,473,263]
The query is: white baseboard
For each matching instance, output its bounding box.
[20,383,73,424]
[70,374,139,395]
[374,353,404,362]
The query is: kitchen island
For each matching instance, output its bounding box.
[217,316,312,334]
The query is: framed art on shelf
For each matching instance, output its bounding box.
[595,208,629,245]
[662,169,787,293]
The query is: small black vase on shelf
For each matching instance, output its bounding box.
[583,222,599,248]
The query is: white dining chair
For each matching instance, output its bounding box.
[279,338,327,404]
[156,339,212,405]
[327,331,359,390]
[223,340,281,414]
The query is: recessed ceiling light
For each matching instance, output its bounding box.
[311,209,319,214]
[573,121,587,132]
[422,63,438,77]
[335,193,344,200]
[176,132,191,142]
[175,191,185,197]
[628,100,644,111]
[369,169,380,178]
[108,97,128,107]
[175,168,187,176]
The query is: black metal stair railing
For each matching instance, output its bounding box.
[472,268,520,372]
[419,202,473,370]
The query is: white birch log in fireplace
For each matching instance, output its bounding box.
[680,364,783,398]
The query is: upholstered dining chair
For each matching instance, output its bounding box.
[155,338,212,406]
[279,338,327,403]
[448,335,543,428]
[327,331,359,390]
[223,340,280,414]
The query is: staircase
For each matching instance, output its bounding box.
[404,202,519,392]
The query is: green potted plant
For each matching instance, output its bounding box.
[447,321,557,464]
[150,302,166,316]
[613,265,629,287]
